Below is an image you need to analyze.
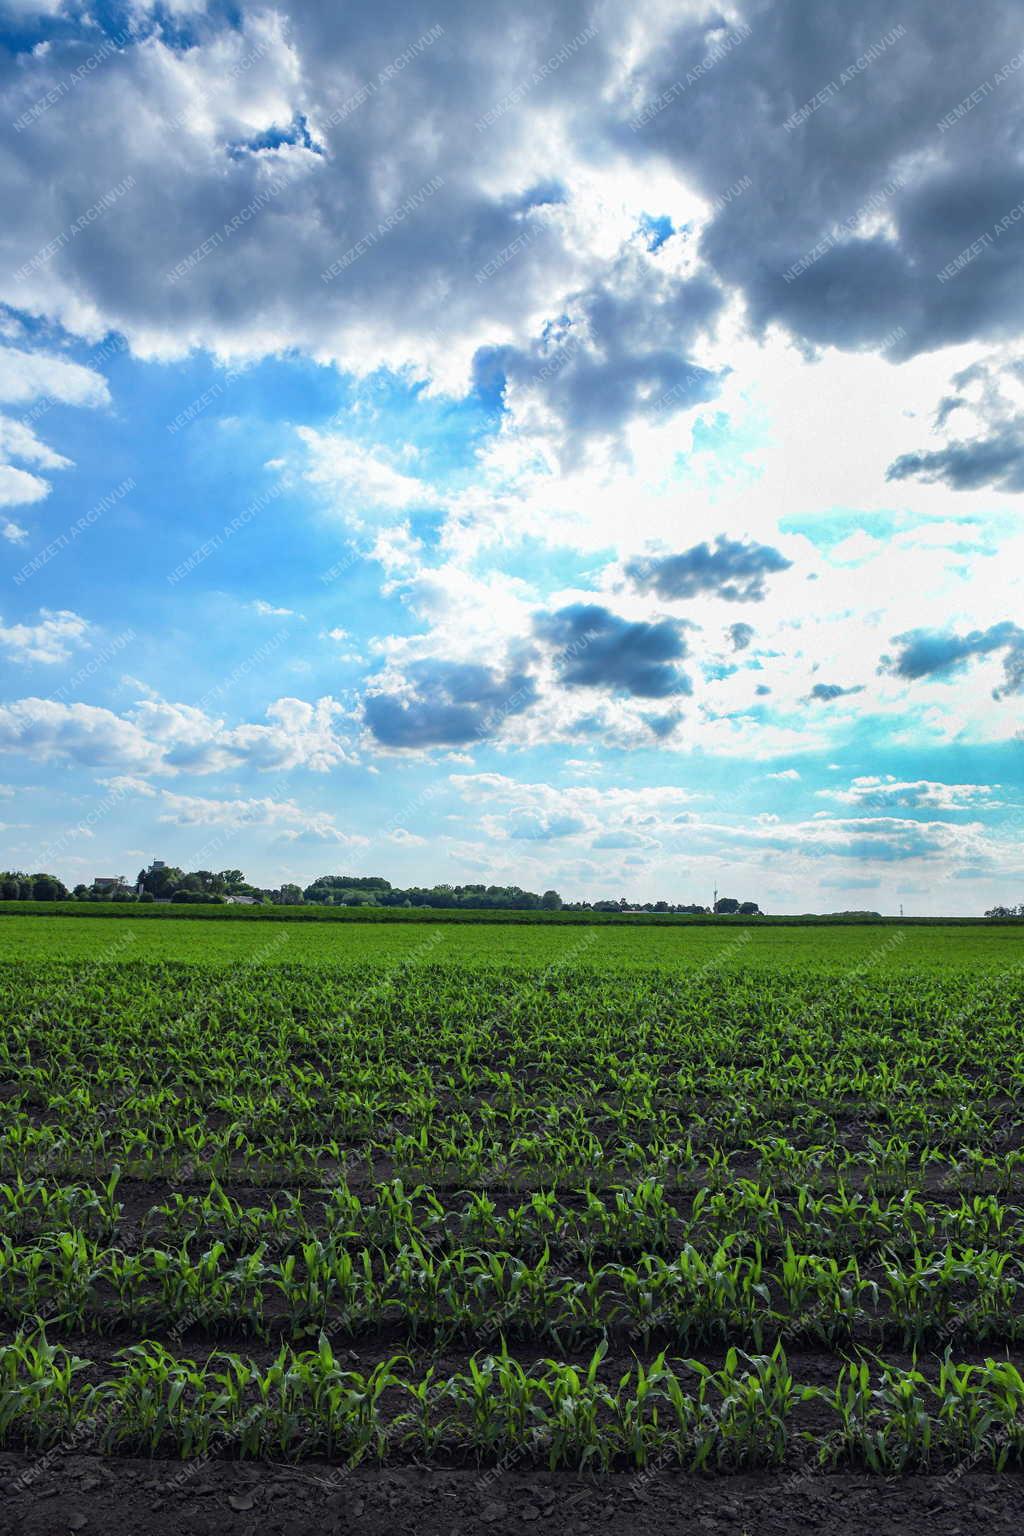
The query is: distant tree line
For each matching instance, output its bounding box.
[0,867,764,914]
[0,872,68,901]
[297,878,764,913]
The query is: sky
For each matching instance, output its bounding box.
[0,0,1022,913]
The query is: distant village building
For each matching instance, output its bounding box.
[224,894,259,905]
[93,876,127,893]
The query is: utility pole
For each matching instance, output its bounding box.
[713,885,718,913]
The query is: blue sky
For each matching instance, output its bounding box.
[0,0,1022,911]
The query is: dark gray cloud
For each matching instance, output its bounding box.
[887,358,1024,491]
[727,621,756,650]
[622,0,1024,358]
[807,682,865,702]
[533,602,691,698]
[363,658,537,747]
[626,537,791,603]
[7,0,1021,407]
[887,421,1024,492]
[0,1,615,378]
[471,266,724,465]
[880,622,1024,697]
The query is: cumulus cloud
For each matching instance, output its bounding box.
[0,694,353,774]
[728,621,755,651]
[0,347,109,506]
[0,415,72,472]
[447,774,1012,887]
[298,428,432,516]
[449,771,694,849]
[887,356,1024,493]
[822,818,958,862]
[473,263,724,464]
[624,0,1024,358]
[0,348,109,411]
[626,537,791,603]
[880,622,1024,697]
[0,608,89,663]
[0,465,49,507]
[887,420,1024,494]
[4,0,1024,414]
[151,788,358,842]
[533,603,691,699]
[363,658,537,749]
[0,3,619,387]
[822,776,1001,811]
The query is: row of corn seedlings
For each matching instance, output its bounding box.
[4,1233,1024,1348]
[5,1330,1024,1473]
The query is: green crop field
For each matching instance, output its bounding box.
[2,917,1024,1522]
[0,912,1021,971]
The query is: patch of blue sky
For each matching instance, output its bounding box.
[639,214,675,251]
[780,507,1007,554]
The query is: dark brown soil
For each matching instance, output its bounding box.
[2,1454,1022,1535]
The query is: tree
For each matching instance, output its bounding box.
[714,897,740,914]
[192,869,227,894]
[0,871,46,899]
[540,889,563,910]
[738,901,761,915]
[278,884,304,905]
[137,864,185,899]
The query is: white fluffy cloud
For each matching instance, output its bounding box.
[151,786,362,843]
[0,348,110,410]
[0,693,354,775]
[442,769,1023,908]
[0,608,89,663]
[821,777,1004,811]
[0,346,110,507]
[298,429,433,519]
